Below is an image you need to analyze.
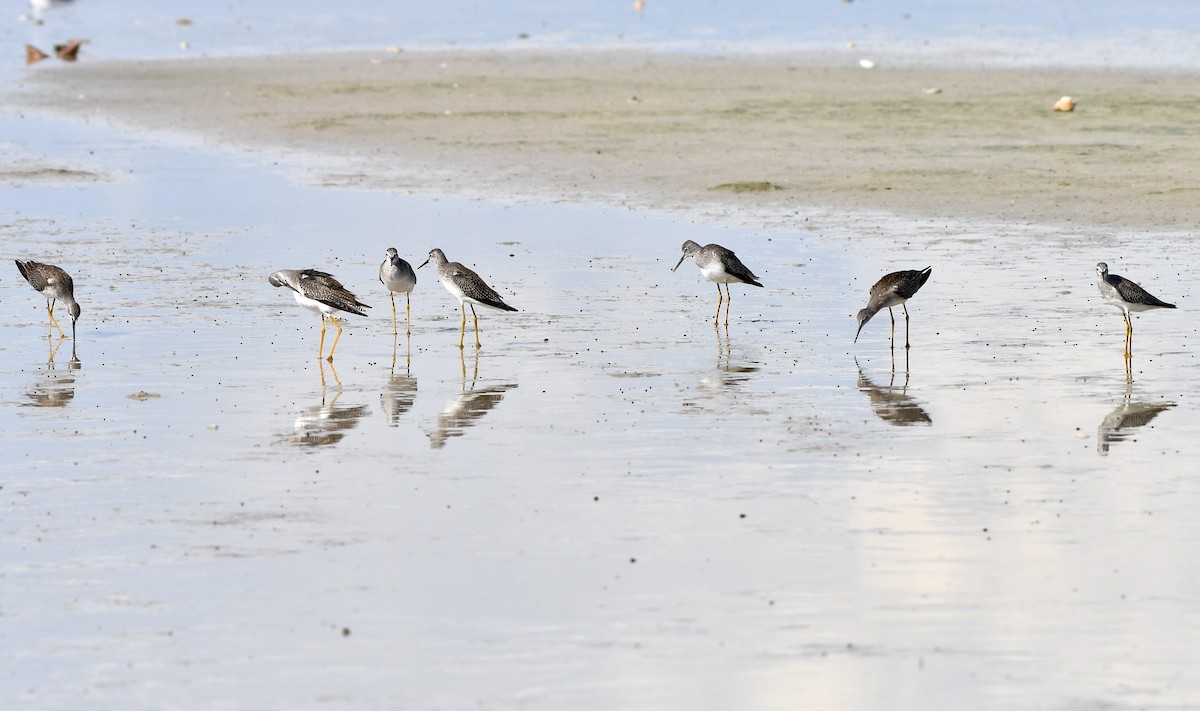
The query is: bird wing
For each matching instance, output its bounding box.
[16,260,71,293]
[299,270,371,315]
[713,246,763,286]
[450,263,516,311]
[1115,277,1174,308]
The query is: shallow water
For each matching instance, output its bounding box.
[6,0,1200,69]
[3,104,1200,709]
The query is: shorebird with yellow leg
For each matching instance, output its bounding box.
[380,247,417,336]
[269,268,370,362]
[672,240,763,327]
[16,259,81,341]
[854,266,932,351]
[419,248,517,349]
[1096,262,1175,359]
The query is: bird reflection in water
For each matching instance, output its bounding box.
[704,328,759,389]
[1097,380,1174,455]
[429,350,517,449]
[24,340,81,408]
[381,333,418,426]
[286,360,370,447]
[855,357,932,426]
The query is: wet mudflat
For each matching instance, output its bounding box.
[2,115,1200,710]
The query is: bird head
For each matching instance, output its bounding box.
[419,248,445,270]
[853,308,873,343]
[672,240,701,272]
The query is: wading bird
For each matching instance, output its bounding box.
[15,259,80,340]
[1095,262,1175,358]
[269,268,370,361]
[419,248,516,349]
[854,266,932,350]
[672,240,763,327]
[379,247,417,336]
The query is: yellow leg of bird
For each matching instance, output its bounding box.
[317,315,327,360]
[458,304,467,350]
[390,292,398,336]
[903,303,911,350]
[47,302,65,338]
[471,304,482,349]
[326,316,343,362]
[724,284,732,326]
[888,307,896,351]
[713,284,723,328]
[405,292,412,336]
[1124,313,1133,358]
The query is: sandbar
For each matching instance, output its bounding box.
[13,49,1200,230]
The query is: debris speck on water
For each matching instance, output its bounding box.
[128,391,161,401]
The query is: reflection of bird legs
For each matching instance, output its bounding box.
[458,346,480,384]
[888,342,911,378]
[391,331,411,375]
[47,335,67,364]
[715,327,730,369]
[319,357,343,394]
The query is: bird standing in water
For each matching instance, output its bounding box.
[672,240,763,327]
[15,259,81,340]
[269,268,371,361]
[854,266,932,350]
[380,247,417,336]
[419,248,517,349]
[1095,262,1175,358]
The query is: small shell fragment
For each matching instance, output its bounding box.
[858,58,876,69]
[1053,95,1075,112]
[924,87,942,95]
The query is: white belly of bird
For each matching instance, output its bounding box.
[384,273,415,294]
[1122,301,1158,313]
[439,276,469,305]
[700,263,737,284]
[293,290,336,317]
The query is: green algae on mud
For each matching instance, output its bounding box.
[710,181,784,193]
